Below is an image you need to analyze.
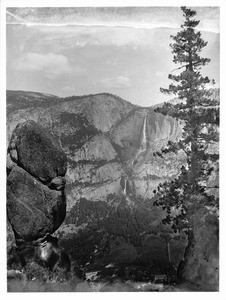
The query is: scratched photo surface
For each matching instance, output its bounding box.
[6,6,219,293]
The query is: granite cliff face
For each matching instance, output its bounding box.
[110,108,184,199]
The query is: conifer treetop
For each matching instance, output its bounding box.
[153,6,219,233]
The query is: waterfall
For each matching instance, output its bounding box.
[123,178,127,195]
[141,115,147,150]
[131,114,148,166]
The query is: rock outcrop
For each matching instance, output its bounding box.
[7,120,67,244]
[179,207,219,291]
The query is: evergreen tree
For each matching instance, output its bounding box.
[153,6,219,234]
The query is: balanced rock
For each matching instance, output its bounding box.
[7,120,67,243]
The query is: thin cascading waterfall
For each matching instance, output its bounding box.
[140,115,147,150]
[131,114,148,166]
[123,178,127,195]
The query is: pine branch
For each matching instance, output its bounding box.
[171,65,187,72]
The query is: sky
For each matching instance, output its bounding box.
[6,6,220,107]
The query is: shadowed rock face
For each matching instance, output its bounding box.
[7,166,66,241]
[7,120,67,243]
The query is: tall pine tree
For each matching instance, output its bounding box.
[153,6,219,234]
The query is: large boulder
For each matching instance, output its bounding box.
[8,120,67,183]
[7,120,67,243]
[7,166,66,241]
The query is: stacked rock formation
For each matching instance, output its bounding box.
[7,120,67,245]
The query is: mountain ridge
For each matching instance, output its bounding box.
[7,90,136,113]
[8,88,219,112]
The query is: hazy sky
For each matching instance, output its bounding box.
[6,7,219,106]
